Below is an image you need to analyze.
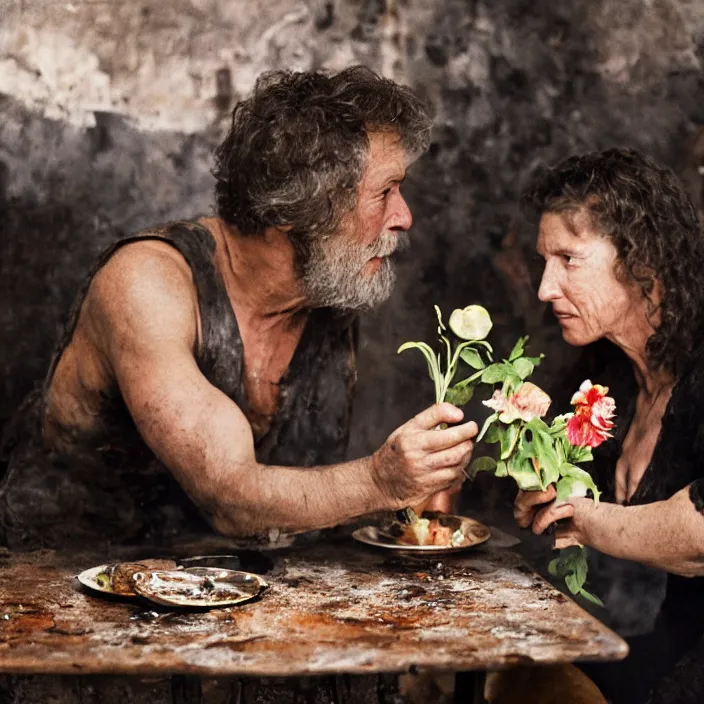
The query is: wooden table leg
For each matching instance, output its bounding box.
[454,671,487,704]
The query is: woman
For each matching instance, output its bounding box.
[514,147,704,704]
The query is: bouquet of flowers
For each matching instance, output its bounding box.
[399,305,616,605]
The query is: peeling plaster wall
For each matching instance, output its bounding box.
[1,0,704,466]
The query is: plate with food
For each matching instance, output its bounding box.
[131,567,267,608]
[77,560,268,608]
[77,559,179,597]
[352,511,491,555]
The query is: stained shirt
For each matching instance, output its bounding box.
[0,222,358,549]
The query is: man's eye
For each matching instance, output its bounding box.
[381,188,391,198]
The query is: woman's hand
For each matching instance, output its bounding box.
[519,485,704,576]
[515,488,597,549]
[534,497,596,548]
[513,486,557,528]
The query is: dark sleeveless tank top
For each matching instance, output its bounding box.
[0,221,358,550]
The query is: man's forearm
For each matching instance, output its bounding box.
[580,487,704,576]
[206,456,394,537]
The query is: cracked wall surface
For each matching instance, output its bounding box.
[1,0,703,463]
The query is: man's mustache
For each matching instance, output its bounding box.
[368,231,410,258]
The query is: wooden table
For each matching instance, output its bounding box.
[0,529,628,702]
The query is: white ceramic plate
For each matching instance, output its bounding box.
[77,563,267,608]
[77,564,133,596]
[132,567,268,608]
[352,515,491,555]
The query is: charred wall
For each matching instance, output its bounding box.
[1,0,703,463]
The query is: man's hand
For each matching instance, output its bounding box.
[415,486,461,515]
[371,403,478,510]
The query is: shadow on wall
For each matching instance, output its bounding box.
[0,100,217,433]
[348,0,704,461]
[0,0,703,478]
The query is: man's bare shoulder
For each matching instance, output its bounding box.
[84,238,199,353]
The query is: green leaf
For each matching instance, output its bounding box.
[548,547,602,605]
[468,456,497,478]
[557,464,601,503]
[477,412,499,442]
[549,547,584,581]
[495,460,509,477]
[398,340,443,403]
[554,437,566,465]
[483,424,503,444]
[397,340,432,355]
[548,416,569,436]
[472,340,494,359]
[480,363,509,384]
[467,368,487,384]
[446,365,483,406]
[499,422,521,460]
[434,304,446,331]
[578,588,604,607]
[524,416,551,435]
[565,571,581,594]
[480,362,522,394]
[506,458,543,490]
[512,357,535,380]
[508,336,529,361]
[525,355,544,367]
[452,370,485,394]
[572,550,587,586]
[503,375,523,397]
[445,384,474,406]
[398,341,439,378]
[459,347,486,370]
[529,425,560,487]
[513,419,557,489]
[567,444,594,464]
[555,476,579,503]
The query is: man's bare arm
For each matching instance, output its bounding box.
[86,244,477,537]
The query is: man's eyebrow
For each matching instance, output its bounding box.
[378,172,406,187]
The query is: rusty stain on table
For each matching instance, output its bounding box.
[0,536,628,677]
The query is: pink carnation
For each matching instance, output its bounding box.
[483,382,552,424]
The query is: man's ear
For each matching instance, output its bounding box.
[262,224,296,248]
[262,224,294,242]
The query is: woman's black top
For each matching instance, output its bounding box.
[561,341,704,704]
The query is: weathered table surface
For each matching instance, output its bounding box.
[0,531,628,678]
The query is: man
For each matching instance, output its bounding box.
[0,66,478,549]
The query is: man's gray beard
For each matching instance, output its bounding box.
[302,231,409,311]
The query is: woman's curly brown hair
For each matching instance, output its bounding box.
[521,148,704,377]
[212,66,431,257]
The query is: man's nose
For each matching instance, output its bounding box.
[388,192,413,232]
[537,263,561,302]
